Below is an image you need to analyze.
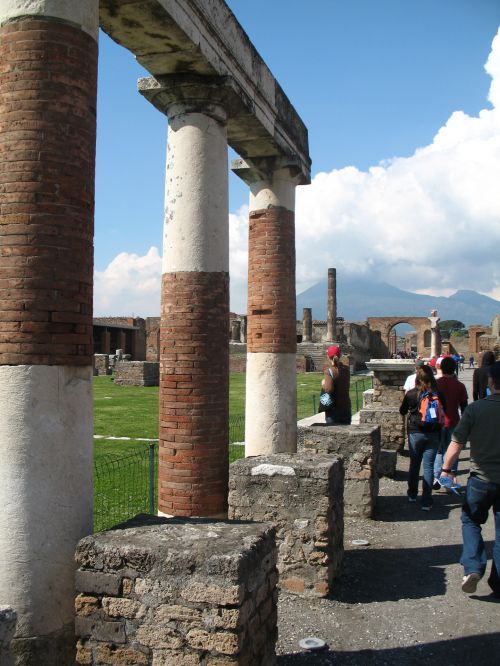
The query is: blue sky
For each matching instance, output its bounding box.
[94,1,500,316]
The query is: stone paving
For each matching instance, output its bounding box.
[276,369,499,665]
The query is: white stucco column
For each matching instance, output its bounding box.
[0,2,98,660]
[232,159,303,456]
[429,311,441,357]
[150,79,230,518]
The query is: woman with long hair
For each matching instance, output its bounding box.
[400,365,446,510]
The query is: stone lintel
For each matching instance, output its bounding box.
[366,359,416,373]
[100,0,310,182]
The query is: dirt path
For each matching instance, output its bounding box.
[277,369,499,664]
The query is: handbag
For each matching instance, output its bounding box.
[319,369,335,412]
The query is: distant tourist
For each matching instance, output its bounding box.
[459,355,465,371]
[400,365,446,511]
[433,356,468,490]
[473,351,496,401]
[469,356,475,368]
[321,345,351,425]
[440,361,500,598]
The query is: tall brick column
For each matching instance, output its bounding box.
[149,78,229,517]
[0,2,98,662]
[326,267,337,341]
[232,159,302,455]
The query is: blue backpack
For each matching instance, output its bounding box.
[418,390,444,425]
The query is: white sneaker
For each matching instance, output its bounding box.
[462,572,481,593]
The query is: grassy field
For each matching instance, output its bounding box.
[92,372,372,530]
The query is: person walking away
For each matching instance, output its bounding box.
[400,365,446,510]
[321,345,351,425]
[473,350,496,401]
[433,356,468,490]
[469,356,475,368]
[440,361,500,597]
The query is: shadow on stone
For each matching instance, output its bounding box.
[276,631,500,665]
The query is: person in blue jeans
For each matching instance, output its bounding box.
[400,365,446,511]
[440,361,500,597]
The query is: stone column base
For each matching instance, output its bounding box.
[229,453,344,597]
[8,623,75,666]
[298,424,380,519]
[75,515,277,665]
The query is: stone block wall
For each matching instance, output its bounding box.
[228,453,344,598]
[114,361,159,386]
[94,354,110,376]
[298,425,380,518]
[359,407,404,459]
[75,515,278,665]
[371,370,407,408]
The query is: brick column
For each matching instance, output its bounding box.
[0,2,98,662]
[232,159,302,455]
[151,78,229,517]
[303,308,312,342]
[326,267,337,341]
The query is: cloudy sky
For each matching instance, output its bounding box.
[94,1,500,316]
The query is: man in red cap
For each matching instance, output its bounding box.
[321,345,352,425]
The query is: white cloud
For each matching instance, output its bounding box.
[295,26,500,300]
[95,27,500,316]
[94,247,162,316]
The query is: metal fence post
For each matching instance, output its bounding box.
[355,381,360,411]
[312,394,317,415]
[148,443,156,515]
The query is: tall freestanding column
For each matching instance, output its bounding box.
[152,78,229,517]
[429,309,441,357]
[0,2,98,661]
[303,308,313,342]
[326,267,337,341]
[232,159,301,456]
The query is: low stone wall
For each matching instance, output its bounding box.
[75,515,277,665]
[228,453,344,598]
[0,606,16,665]
[229,355,246,372]
[359,407,404,452]
[298,425,380,518]
[94,354,110,376]
[114,361,159,386]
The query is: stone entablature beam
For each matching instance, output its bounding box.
[101,0,310,182]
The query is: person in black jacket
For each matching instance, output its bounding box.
[400,365,446,510]
[473,351,496,401]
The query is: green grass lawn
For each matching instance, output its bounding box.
[93,372,372,530]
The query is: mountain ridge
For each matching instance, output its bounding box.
[296,277,500,327]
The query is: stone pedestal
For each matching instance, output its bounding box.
[358,360,413,476]
[298,425,380,519]
[75,515,277,666]
[228,453,344,598]
[94,354,110,376]
[114,361,159,386]
[0,607,16,665]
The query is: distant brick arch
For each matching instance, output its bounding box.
[367,316,431,357]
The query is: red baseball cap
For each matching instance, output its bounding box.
[327,345,341,358]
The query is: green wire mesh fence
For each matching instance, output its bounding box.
[93,376,373,531]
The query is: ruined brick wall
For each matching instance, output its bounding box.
[75,516,278,665]
[145,317,160,361]
[298,425,380,518]
[229,453,344,597]
[0,18,97,366]
[114,361,159,387]
[94,354,110,377]
[229,356,246,372]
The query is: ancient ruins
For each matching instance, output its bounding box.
[1,1,499,664]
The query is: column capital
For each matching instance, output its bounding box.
[231,156,308,186]
[139,73,236,123]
